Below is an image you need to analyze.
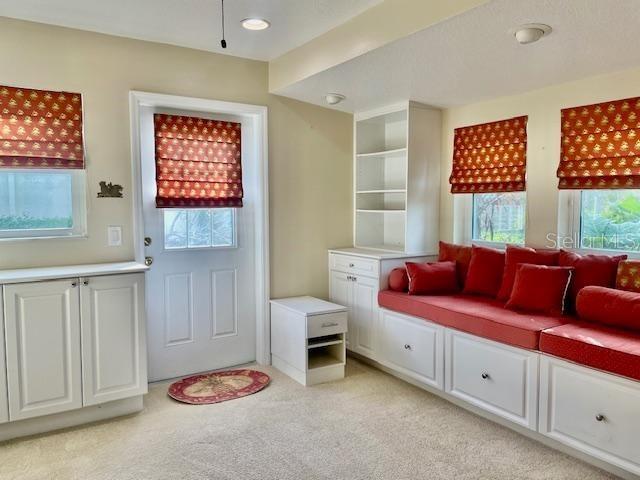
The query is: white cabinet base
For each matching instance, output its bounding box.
[0,395,143,442]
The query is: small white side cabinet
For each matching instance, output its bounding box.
[1,266,147,424]
[271,296,347,386]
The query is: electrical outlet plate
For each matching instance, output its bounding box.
[107,225,122,246]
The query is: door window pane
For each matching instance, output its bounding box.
[472,192,526,244]
[580,190,640,252]
[164,208,235,249]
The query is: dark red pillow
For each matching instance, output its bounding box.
[463,245,505,297]
[438,241,472,287]
[497,245,560,300]
[405,261,459,295]
[559,250,627,309]
[576,286,640,331]
[388,267,409,292]
[506,264,573,315]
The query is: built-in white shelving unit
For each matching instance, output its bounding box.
[354,101,441,254]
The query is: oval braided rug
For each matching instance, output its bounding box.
[168,369,270,405]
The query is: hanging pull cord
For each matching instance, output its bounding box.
[220,0,227,48]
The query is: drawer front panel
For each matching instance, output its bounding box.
[380,310,443,389]
[307,312,347,339]
[540,357,640,474]
[329,254,379,278]
[445,330,537,428]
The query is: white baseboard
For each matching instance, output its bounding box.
[0,395,144,442]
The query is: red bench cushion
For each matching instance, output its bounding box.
[540,322,640,381]
[378,290,568,350]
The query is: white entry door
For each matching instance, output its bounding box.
[140,107,256,381]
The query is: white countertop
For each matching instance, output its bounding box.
[0,261,149,284]
[328,247,435,260]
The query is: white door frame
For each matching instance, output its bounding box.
[128,90,271,365]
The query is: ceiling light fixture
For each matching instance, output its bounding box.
[325,93,346,105]
[241,18,271,31]
[514,24,552,45]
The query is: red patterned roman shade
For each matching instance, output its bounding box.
[154,114,243,208]
[450,116,527,193]
[0,85,84,169]
[558,96,640,189]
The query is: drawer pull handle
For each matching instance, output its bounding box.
[321,322,339,328]
[481,372,490,380]
[404,344,412,350]
[71,281,78,288]
[349,263,355,267]
[595,414,606,422]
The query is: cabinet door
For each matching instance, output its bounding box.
[329,270,353,346]
[351,275,378,358]
[0,294,8,423]
[4,279,82,420]
[80,273,147,406]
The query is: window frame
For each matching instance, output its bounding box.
[0,168,88,241]
[161,207,238,252]
[559,189,640,258]
[455,192,527,248]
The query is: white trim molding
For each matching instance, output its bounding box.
[128,91,271,365]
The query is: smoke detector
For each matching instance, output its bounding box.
[514,24,552,45]
[325,93,346,105]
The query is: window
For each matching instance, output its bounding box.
[0,169,86,239]
[579,190,640,253]
[163,208,236,249]
[472,192,525,244]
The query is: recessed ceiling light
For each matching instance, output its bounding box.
[514,24,552,45]
[325,93,346,105]
[241,18,270,31]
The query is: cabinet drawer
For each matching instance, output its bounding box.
[307,312,347,339]
[445,330,538,429]
[329,254,379,278]
[539,357,640,475]
[379,309,443,389]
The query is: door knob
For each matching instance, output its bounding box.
[144,237,152,246]
[145,256,153,266]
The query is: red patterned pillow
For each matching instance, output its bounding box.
[406,261,459,295]
[497,245,560,300]
[463,245,505,297]
[438,241,472,287]
[616,260,640,293]
[506,264,573,315]
[559,250,627,309]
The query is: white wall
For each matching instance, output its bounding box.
[440,66,640,247]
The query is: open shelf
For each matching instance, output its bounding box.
[356,189,406,194]
[356,209,406,213]
[308,346,343,370]
[356,147,407,159]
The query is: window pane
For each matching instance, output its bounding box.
[211,209,234,247]
[472,192,525,244]
[580,190,640,252]
[163,208,235,249]
[164,210,187,249]
[187,210,212,247]
[0,171,73,231]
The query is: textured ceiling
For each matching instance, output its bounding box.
[275,0,640,112]
[0,0,382,61]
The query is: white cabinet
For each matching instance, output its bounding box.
[4,279,82,420]
[445,330,539,430]
[379,309,444,389]
[80,273,147,406]
[539,356,640,475]
[0,296,8,424]
[1,269,147,425]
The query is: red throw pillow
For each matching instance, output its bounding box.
[497,245,560,300]
[388,267,409,292]
[463,245,505,297]
[559,250,627,309]
[616,260,640,293]
[576,286,640,331]
[438,241,472,287]
[506,264,573,315]
[405,261,459,295]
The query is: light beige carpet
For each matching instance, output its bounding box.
[0,359,617,480]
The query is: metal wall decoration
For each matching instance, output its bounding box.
[97,181,123,198]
